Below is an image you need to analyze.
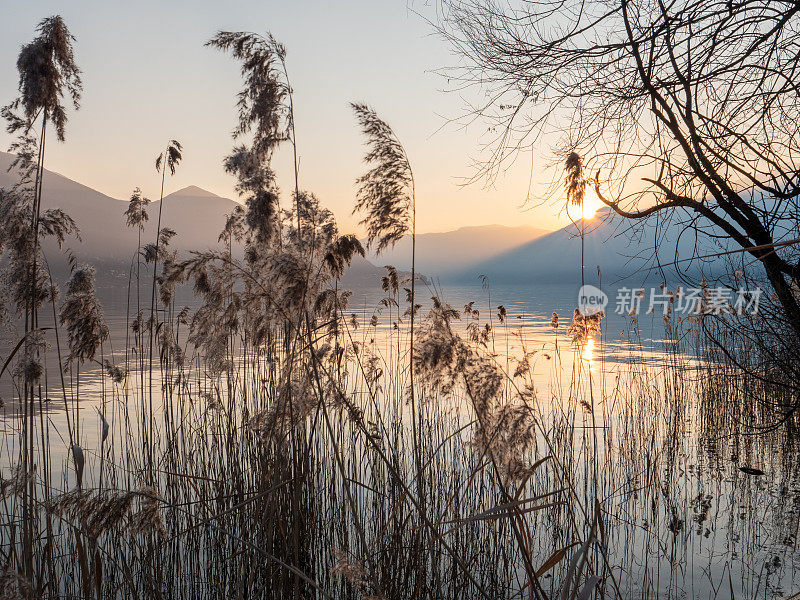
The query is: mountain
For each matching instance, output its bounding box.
[0,152,239,262]
[368,224,550,279]
[455,208,718,285]
[0,152,385,287]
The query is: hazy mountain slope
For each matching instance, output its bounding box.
[368,224,550,278]
[0,153,240,262]
[0,152,384,286]
[456,208,717,285]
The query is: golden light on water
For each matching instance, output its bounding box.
[582,337,596,367]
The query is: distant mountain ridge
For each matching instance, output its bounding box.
[454,207,721,285]
[0,152,239,261]
[2,152,712,291]
[368,223,551,279]
[0,152,385,286]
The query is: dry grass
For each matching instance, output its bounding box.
[1,20,799,600]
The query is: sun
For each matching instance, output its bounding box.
[580,187,604,220]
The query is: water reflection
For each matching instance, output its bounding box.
[581,336,595,368]
[1,282,797,598]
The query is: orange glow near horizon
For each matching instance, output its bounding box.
[565,187,604,222]
[579,188,604,220]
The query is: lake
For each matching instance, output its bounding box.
[1,280,797,599]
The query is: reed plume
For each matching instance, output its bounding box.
[206,32,291,158]
[565,151,589,288]
[381,265,399,296]
[224,146,280,245]
[13,330,48,384]
[564,152,586,208]
[124,187,150,229]
[47,489,136,538]
[1,12,82,329]
[59,265,108,364]
[331,548,370,592]
[128,486,167,538]
[351,103,413,253]
[567,308,604,345]
[0,465,34,500]
[324,234,365,279]
[209,29,298,234]
[150,141,182,271]
[413,300,539,482]
[2,15,81,141]
[155,140,182,176]
[0,568,31,600]
[47,486,167,539]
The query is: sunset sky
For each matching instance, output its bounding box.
[0,0,575,235]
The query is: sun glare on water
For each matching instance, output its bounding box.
[582,337,596,368]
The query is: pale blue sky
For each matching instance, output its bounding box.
[0,0,564,233]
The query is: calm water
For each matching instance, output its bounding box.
[0,280,684,407]
[1,281,798,598]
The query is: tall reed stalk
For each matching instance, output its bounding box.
[1,14,82,582]
[1,22,796,600]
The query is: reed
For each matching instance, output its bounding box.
[0,19,798,600]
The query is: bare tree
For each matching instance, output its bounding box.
[438,0,800,336]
